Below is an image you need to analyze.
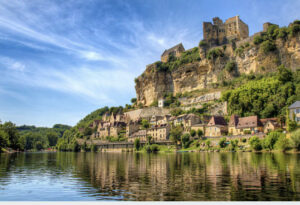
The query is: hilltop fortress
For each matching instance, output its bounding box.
[135,16,300,107]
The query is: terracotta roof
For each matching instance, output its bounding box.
[237,116,262,129]
[161,43,185,57]
[207,116,227,126]
[228,115,239,127]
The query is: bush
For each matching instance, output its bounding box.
[197,129,203,137]
[253,35,263,45]
[205,139,211,147]
[242,138,247,143]
[249,136,262,151]
[291,129,300,150]
[207,48,224,60]
[234,47,244,57]
[274,135,291,152]
[263,131,282,150]
[150,144,159,152]
[190,129,196,137]
[199,40,207,47]
[181,133,190,148]
[134,138,141,151]
[225,61,236,73]
[260,40,276,54]
[230,139,238,151]
[219,137,227,148]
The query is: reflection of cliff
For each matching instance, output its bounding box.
[71,152,300,201]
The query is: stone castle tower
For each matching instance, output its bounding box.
[203,15,249,46]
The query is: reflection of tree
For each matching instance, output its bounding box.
[1,152,300,200]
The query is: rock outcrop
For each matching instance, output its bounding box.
[135,34,300,106]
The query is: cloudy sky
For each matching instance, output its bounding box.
[0,0,299,127]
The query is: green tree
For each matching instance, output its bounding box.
[190,129,196,137]
[47,131,59,147]
[249,136,263,151]
[230,139,239,151]
[1,122,21,150]
[134,138,141,151]
[131,98,137,104]
[170,126,183,145]
[263,131,282,150]
[277,65,292,83]
[71,141,80,152]
[197,129,204,138]
[205,139,211,148]
[35,141,43,151]
[0,129,9,150]
[291,129,300,150]
[141,119,150,129]
[274,135,291,152]
[219,137,227,148]
[181,133,190,148]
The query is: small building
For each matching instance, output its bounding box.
[147,124,170,142]
[288,101,300,124]
[228,114,239,135]
[158,98,164,108]
[236,116,263,134]
[260,118,281,133]
[128,130,147,142]
[161,43,185,63]
[205,116,228,137]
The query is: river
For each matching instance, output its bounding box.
[0,152,300,201]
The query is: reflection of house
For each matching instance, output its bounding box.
[289,101,300,124]
[260,118,280,133]
[205,116,228,137]
[161,43,185,63]
[236,116,263,134]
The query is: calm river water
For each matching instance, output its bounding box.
[0,152,300,201]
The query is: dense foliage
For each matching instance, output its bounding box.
[222,66,299,119]
[155,47,200,72]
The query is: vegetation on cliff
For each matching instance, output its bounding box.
[221,65,298,120]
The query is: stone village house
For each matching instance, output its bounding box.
[161,43,185,63]
[205,116,228,137]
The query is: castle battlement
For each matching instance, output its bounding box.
[203,15,249,46]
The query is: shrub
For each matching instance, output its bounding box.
[197,129,203,137]
[249,136,262,151]
[199,40,207,47]
[207,48,224,60]
[234,47,244,57]
[274,135,291,152]
[253,35,263,45]
[134,138,141,151]
[230,139,238,150]
[219,137,227,148]
[181,133,190,148]
[205,139,211,147]
[291,129,300,150]
[242,138,247,143]
[150,144,159,152]
[190,129,196,137]
[263,131,282,150]
[260,40,276,54]
[225,61,236,73]
[91,144,97,152]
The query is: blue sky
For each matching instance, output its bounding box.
[0,0,299,127]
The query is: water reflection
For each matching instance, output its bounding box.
[0,152,300,201]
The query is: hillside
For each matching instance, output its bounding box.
[135,20,300,106]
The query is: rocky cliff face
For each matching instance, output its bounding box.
[135,34,300,106]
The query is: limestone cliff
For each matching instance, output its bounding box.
[135,29,300,106]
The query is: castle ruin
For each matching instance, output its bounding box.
[203,15,249,46]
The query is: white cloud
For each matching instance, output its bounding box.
[0,56,25,71]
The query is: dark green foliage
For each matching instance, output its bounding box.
[260,40,276,54]
[249,136,263,151]
[197,129,203,137]
[225,61,237,73]
[170,108,184,116]
[83,127,93,136]
[277,65,292,83]
[170,126,183,144]
[219,137,227,148]
[141,119,150,129]
[253,35,263,45]
[207,48,224,60]
[155,47,200,72]
[181,133,190,148]
[91,144,97,152]
[221,66,298,118]
[47,132,59,147]
[71,141,80,152]
[190,129,196,137]
[291,129,300,150]
[242,138,247,143]
[134,138,140,151]
[230,139,238,150]
[131,98,137,104]
[199,40,207,47]
[0,130,9,150]
[1,122,21,150]
[144,144,159,153]
[205,139,211,147]
[234,47,244,57]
